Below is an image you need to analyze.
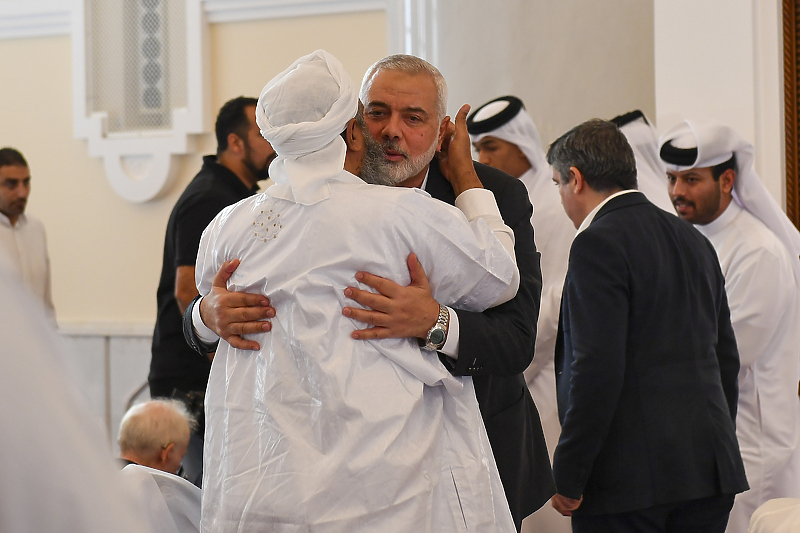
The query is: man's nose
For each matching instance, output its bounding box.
[477,151,490,166]
[670,179,685,197]
[381,114,402,140]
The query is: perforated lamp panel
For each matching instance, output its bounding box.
[87,0,187,133]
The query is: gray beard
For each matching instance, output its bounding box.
[359,131,437,187]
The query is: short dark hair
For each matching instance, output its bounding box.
[0,147,28,170]
[711,154,736,181]
[215,97,258,156]
[547,119,637,193]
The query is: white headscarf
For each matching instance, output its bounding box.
[256,50,358,205]
[659,120,800,281]
[615,112,675,213]
[469,100,549,180]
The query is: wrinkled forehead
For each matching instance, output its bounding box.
[365,69,438,111]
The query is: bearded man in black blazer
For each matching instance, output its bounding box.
[548,119,748,532]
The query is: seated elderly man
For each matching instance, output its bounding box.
[118,399,194,474]
[196,50,519,532]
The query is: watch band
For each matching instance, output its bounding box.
[421,304,449,351]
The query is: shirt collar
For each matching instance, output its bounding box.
[418,167,431,191]
[576,189,638,235]
[694,199,741,239]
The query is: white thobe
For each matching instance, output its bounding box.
[696,202,800,533]
[0,212,55,322]
[519,167,575,533]
[196,170,517,533]
[519,167,574,456]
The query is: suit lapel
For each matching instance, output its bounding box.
[423,159,457,206]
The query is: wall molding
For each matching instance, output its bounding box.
[59,321,154,337]
[0,0,425,57]
[0,0,71,39]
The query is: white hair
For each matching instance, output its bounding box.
[118,400,194,457]
[359,54,448,121]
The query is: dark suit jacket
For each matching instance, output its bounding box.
[425,158,555,529]
[554,192,748,516]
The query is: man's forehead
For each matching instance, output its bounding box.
[474,136,512,148]
[365,70,437,107]
[0,164,30,180]
[668,167,713,178]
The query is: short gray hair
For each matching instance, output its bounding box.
[360,54,448,121]
[118,399,195,457]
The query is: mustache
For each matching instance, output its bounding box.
[381,140,409,160]
[671,195,694,207]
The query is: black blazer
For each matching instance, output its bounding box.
[425,158,555,529]
[554,192,748,516]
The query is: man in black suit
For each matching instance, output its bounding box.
[185,55,554,530]
[548,119,748,532]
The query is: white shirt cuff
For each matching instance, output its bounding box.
[192,296,220,343]
[439,306,459,359]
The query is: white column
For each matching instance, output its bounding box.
[654,0,785,205]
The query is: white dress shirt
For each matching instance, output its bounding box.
[0,212,54,321]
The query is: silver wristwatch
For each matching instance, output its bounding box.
[421,304,449,351]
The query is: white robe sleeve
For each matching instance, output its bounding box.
[454,188,519,306]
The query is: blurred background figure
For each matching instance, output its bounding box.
[0,147,55,323]
[0,259,150,533]
[468,96,572,533]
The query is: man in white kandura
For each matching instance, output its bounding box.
[659,120,800,533]
[196,50,518,532]
[0,147,55,322]
[466,96,574,533]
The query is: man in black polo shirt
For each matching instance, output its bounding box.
[149,96,275,485]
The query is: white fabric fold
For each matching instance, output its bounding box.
[616,114,674,213]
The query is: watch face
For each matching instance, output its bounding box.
[429,328,446,346]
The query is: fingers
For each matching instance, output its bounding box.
[350,272,401,299]
[212,259,240,288]
[225,335,262,351]
[350,326,391,340]
[454,103,470,127]
[221,291,272,311]
[406,253,430,288]
[342,306,389,328]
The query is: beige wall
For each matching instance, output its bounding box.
[437,0,655,147]
[0,10,386,329]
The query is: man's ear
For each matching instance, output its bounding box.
[436,116,451,151]
[570,166,584,193]
[719,169,735,195]
[345,118,364,152]
[227,132,245,155]
[158,443,175,468]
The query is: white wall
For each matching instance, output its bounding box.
[435,0,656,147]
[654,0,784,204]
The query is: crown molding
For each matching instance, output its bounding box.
[0,0,414,54]
[0,0,71,39]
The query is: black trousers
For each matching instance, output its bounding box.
[571,494,736,533]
